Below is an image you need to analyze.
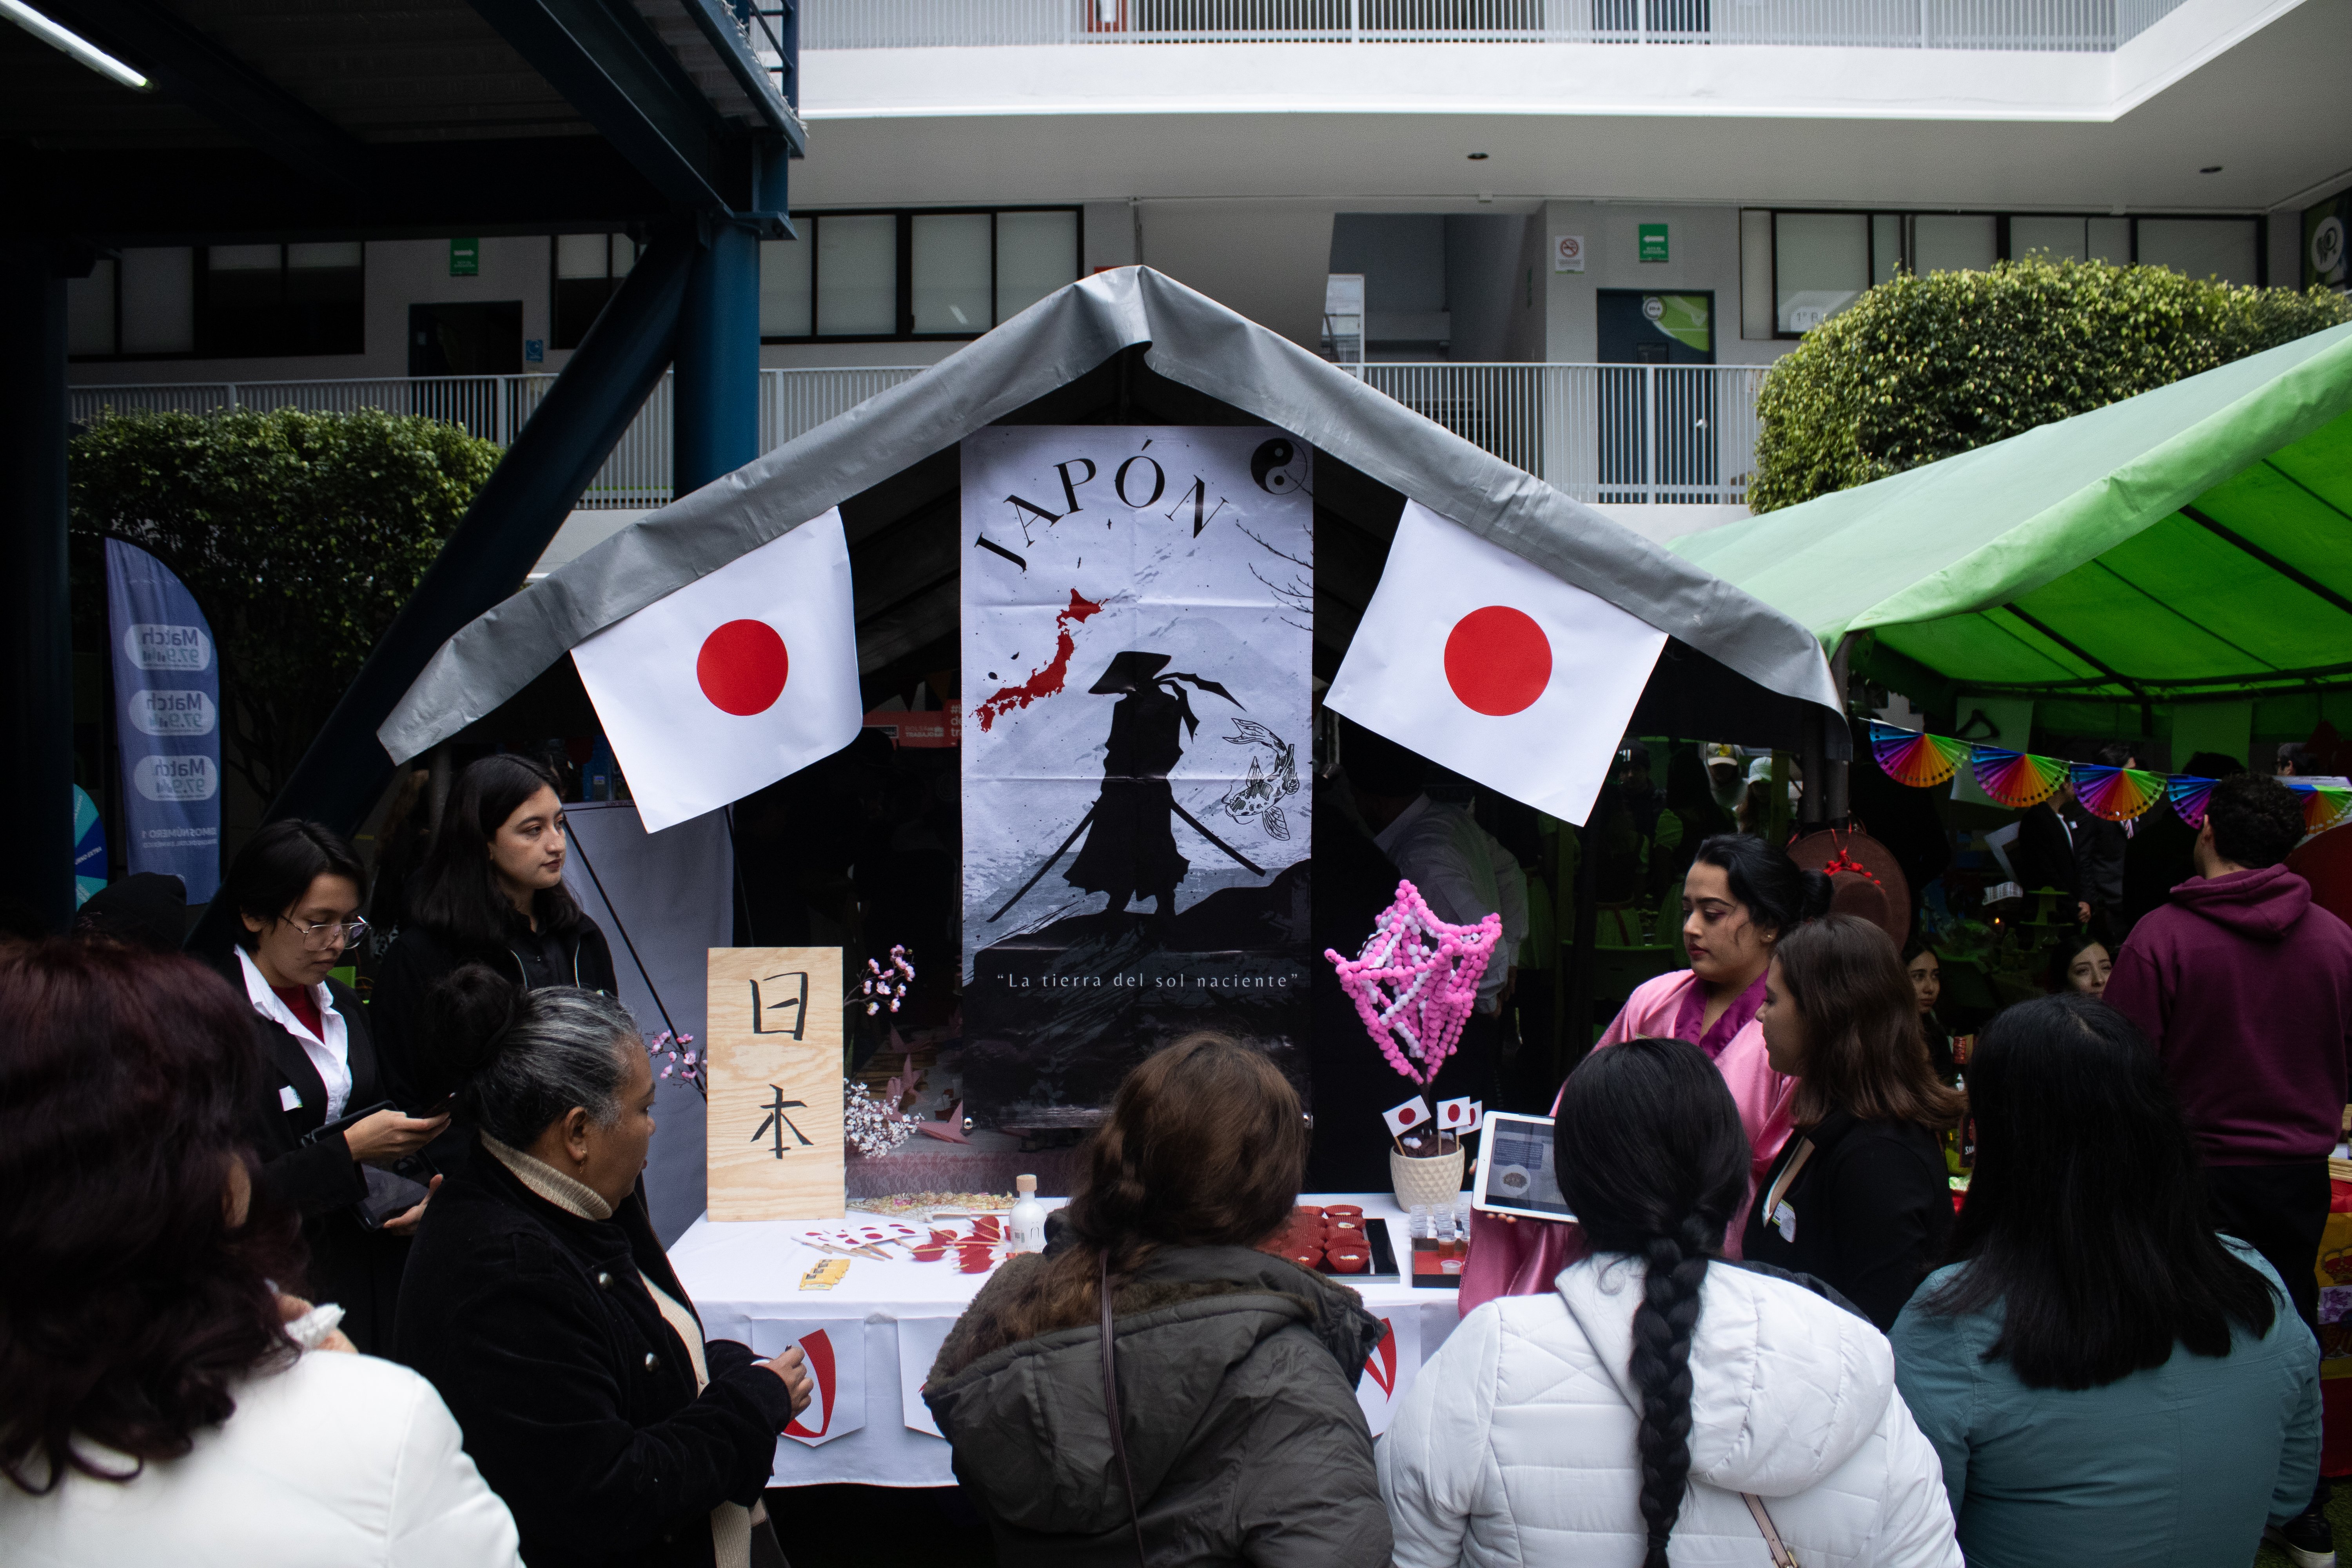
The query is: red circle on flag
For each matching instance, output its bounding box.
[1398,1107,1418,1124]
[696,620,789,715]
[1445,606,1552,717]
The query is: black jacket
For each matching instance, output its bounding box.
[2010,802,2078,901]
[394,1142,791,1568]
[926,1240,1392,1568]
[216,950,412,1354]
[369,917,619,1110]
[1740,1108,1955,1332]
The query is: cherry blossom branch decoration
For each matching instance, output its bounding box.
[1325,880,1500,1088]
[848,946,915,1016]
[646,1030,704,1100]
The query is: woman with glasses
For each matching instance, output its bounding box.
[371,755,617,1115]
[214,819,450,1353]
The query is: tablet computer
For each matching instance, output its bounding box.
[1470,1111,1575,1223]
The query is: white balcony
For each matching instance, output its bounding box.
[802,0,2192,52]
[69,361,1768,520]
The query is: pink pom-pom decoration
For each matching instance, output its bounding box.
[1325,880,1502,1087]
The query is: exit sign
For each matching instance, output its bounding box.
[1638,224,1669,263]
[449,237,479,276]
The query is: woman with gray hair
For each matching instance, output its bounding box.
[394,967,812,1568]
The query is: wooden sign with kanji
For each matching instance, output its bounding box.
[706,947,845,1220]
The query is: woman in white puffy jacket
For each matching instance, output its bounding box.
[1381,1037,1961,1568]
[0,940,518,1568]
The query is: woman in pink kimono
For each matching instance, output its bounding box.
[1460,834,1833,1311]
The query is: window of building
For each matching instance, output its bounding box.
[1756,209,2263,338]
[2136,220,2259,288]
[1772,212,1867,335]
[194,242,364,357]
[552,234,637,350]
[759,207,1082,342]
[69,242,359,361]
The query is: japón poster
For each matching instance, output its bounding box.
[961,426,1313,1124]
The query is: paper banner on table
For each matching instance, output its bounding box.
[897,1318,956,1438]
[748,1320,869,1446]
[1354,1310,1422,1437]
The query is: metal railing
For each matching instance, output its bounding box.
[1359,361,1767,505]
[803,0,2187,50]
[69,368,931,510]
[71,359,1765,508]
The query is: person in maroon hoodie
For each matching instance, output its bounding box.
[2107,770,2352,1568]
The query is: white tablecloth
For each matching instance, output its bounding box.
[667,1192,1467,1488]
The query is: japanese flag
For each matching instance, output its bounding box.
[1436,1096,1474,1133]
[572,511,862,833]
[1383,1096,1433,1138]
[1326,501,1668,825]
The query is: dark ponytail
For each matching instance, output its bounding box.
[1554,1038,1751,1568]
[423,963,638,1145]
[1690,833,1831,942]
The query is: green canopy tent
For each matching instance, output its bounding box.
[1675,320,2352,788]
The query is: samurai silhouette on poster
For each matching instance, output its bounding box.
[961,426,1313,1125]
[993,652,1271,935]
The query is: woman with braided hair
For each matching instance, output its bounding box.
[1382,1038,1958,1568]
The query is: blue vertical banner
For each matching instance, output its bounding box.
[104,539,222,903]
[73,785,108,906]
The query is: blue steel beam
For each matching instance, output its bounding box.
[673,135,786,495]
[0,242,75,933]
[678,0,804,150]
[467,0,737,211]
[674,218,760,495]
[205,223,696,888]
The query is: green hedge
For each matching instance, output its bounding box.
[70,406,502,802]
[1750,258,2352,513]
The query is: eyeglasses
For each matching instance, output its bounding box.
[284,917,368,951]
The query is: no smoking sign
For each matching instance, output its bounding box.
[1552,234,1585,273]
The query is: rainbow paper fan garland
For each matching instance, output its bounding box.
[1869,720,1971,789]
[1970,747,2072,810]
[2288,780,2352,835]
[2166,775,2218,831]
[2069,764,2169,824]
[1861,724,2350,836]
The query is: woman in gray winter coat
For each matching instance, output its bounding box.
[924,1034,1390,1568]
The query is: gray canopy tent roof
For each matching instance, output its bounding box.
[382,266,1843,773]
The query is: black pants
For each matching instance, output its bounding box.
[2206,1160,2333,1512]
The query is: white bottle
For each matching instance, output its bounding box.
[1008,1174,1047,1254]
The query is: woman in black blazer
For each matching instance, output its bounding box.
[214,820,448,1353]
[397,967,810,1568]
[1744,914,1967,1330]
[371,754,620,1111]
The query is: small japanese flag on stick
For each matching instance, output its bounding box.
[1326,500,1668,825]
[1383,1096,1434,1140]
[1436,1096,1474,1134]
[572,510,863,833]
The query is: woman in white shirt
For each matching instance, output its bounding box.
[0,938,519,1566]
[211,820,448,1352]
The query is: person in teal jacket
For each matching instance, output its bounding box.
[1893,994,2320,1568]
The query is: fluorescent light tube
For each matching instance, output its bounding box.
[2,0,151,91]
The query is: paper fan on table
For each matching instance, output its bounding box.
[2288,780,2352,835]
[1869,720,1969,789]
[2069,764,2168,824]
[1969,746,2070,810]
[2167,775,2218,829]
